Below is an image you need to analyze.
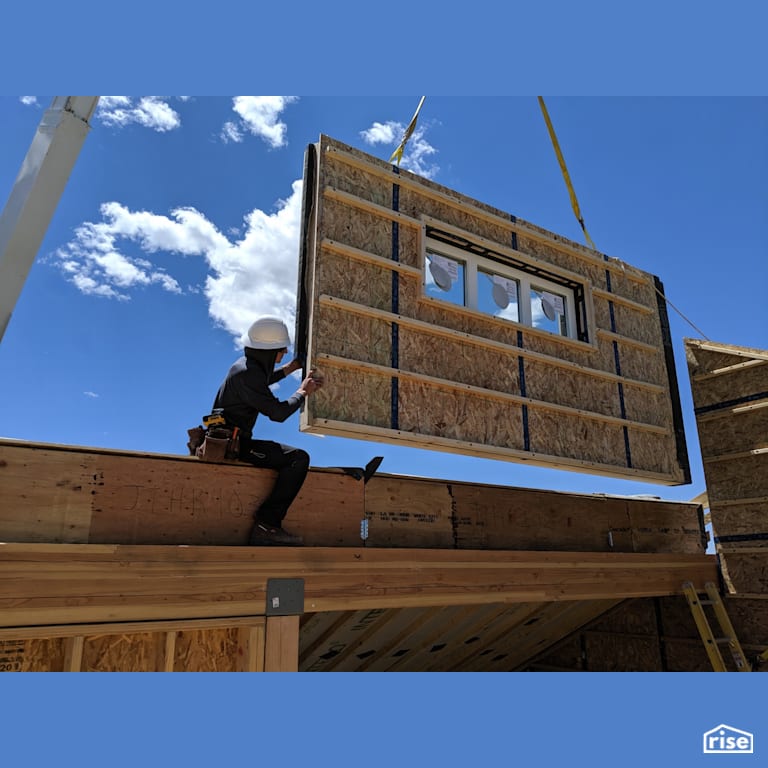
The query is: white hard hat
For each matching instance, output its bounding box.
[246,316,291,349]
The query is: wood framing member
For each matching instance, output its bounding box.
[264,616,300,672]
[308,417,678,484]
[0,543,718,629]
[0,439,706,550]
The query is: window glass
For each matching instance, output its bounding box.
[478,269,519,322]
[422,228,586,341]
[425,251,466,307]
[531,286,568,336]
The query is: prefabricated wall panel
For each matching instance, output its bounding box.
[686,339,768,596]
[298,136,690,484]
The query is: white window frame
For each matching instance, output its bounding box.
[424,232,582,341]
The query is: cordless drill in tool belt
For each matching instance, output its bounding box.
[186,409,240,462]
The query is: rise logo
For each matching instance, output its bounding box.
[703,724,754,754]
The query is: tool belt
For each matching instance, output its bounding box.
[187,412,240,463]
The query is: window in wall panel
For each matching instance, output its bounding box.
[423,225,587,342]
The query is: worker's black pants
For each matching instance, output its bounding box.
[240,439,310,527]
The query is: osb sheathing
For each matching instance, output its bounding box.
[710,505,768,541]
[399,327,519,391]
[398,380,524,448]
[18,639,64,672]
[728,597,768,646]
[313,367,391,428]
[83,632,161,672]
[706,455,768,499]
[315,302,390,366]
[12,629,242,672]
[698,410,768,457]
[302,135,689,483]
[686,339,768,596]
[174,628,240,672]
[584,633,662,672]
[724,554,768,594]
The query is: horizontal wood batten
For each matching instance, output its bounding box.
[692,358,768,381]
[319,294,664,392]
[318,352,669,435]
[696,397,768,422]
[305,419,682,485]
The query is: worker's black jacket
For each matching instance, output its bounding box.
[212,347,304,439]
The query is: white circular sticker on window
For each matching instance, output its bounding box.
[428,254,459,291]
[540,291,564,320]
[491,276,518,309]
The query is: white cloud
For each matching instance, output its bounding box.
[360,119,439,179]
[220,121,243,143]
[223,96,298,148]
[402,134,439,179]
[360,121,399,144]
[151,272,182,293]
[96,97,182,132]
[20,96,38,106]
[54,183,305,347]
[84,391,99,398]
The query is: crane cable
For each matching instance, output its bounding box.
[537,96,709,340]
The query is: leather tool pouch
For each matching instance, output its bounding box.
[187,426,205,456]
[192,426,240,463]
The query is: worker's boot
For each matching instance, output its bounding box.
[248,522,304,546]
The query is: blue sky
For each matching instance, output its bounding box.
[1,96,766,505]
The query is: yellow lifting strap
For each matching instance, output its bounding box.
[390,96,426,167]
[538,96,597,251]
[537,97,710,341]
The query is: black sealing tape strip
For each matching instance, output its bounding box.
[714,532,768,544]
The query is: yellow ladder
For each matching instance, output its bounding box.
[682,581,750,672]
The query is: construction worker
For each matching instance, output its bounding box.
[212,316,322,546]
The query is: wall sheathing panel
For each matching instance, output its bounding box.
[299,136,690,484]
[686,339,768,596]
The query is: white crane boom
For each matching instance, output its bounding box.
[0,96,99,342]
